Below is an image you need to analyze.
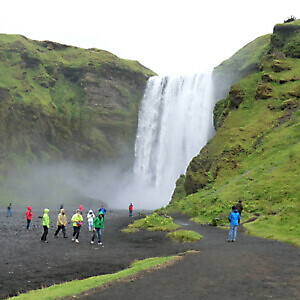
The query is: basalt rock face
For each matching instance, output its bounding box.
[0,34,155,172]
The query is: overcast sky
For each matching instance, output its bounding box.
[1,0,299,75]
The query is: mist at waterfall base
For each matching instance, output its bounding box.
[2,73,215,210]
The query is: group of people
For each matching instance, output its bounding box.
[227,200,243,242]
[38,206,107,245]
[23,203,134,245]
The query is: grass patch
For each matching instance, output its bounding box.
[11,255,182,299]
[127,212,180,232]
[166,230,202,243]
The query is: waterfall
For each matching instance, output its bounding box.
[132,73,215,208]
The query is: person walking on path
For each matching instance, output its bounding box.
[87,209,95,232]
[54,209,68,238]
[228,206,240,242]
[6,203,12,217]
[99,205,107,220]
[41,208,50,243]
[129,203,133,217]
[71,209,83,243]
[26,206,33,230]
[91,212,104,245]
[236,200,244,216]
[78,205,83,215]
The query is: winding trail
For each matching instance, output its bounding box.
[80,215,300,300]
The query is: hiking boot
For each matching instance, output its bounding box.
[75,239,79,243]
[98,242,102,245]
[72,237,75,242]
[232,240,235,242]
[90,241,94,245]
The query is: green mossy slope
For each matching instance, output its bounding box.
[0,34,155,165]
[169,20,300,246]
[0,34,155,205]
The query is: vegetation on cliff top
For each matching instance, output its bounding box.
[169,20,300,246]
[0,34,155,205]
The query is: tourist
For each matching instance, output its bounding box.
[78,204,83,215]
[228,206,240,242]
[99,205,107,220]
[54,209,68,238]
[25,206,33,230]
[87,209,95,232]
[129,203,133,217]
[236,200,244,216]
[71,209,83,243]
[91,212,104,245]
[6,202,12,217]
[41,208,50,243]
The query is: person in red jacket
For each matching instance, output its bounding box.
[129,203,133,217]
[26,206,33,230]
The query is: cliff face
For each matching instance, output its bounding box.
[170,20,300,246]
[0,34,155,174]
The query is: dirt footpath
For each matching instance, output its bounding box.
[79,216,300,300]
[0,208,193,299]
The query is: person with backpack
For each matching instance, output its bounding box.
[90,212,104,245]
[54,209,68,238]
[87,209,95,232]
[71,209,83,243]
[41,208,50,243]
[228,206,241,242]
[26,206,33,230]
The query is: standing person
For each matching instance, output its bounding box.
[54,209,68,238]
[41,208,50,243]
[26,206,33,230]
[129,203,133,217]
[78,204,83,215]
[71,209,83,243]
[87,209,95,232]
[91,212,104,245]
[6,203,12,217]
[228,206,241,242]
[99,205,107,220]
[236,200,244,216]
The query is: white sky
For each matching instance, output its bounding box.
[1,0,299,75]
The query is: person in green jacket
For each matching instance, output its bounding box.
[41,208,50,243]
[90,212,104,245]
[71,209,83,243]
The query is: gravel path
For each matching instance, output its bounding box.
[1,210,299,299]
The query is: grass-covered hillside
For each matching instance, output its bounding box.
[0,34,155,205]
[169,20,300,246]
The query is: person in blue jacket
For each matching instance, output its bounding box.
[228,205,241,242]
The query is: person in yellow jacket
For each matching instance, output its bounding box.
[41,208,50,243]
[71,209,83,243]
[54,209,68,238]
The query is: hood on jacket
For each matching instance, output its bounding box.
[88,209,94,214]
[44,208,49,214]
[27,206,31,210]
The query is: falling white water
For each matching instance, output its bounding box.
[132,73,215,208]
